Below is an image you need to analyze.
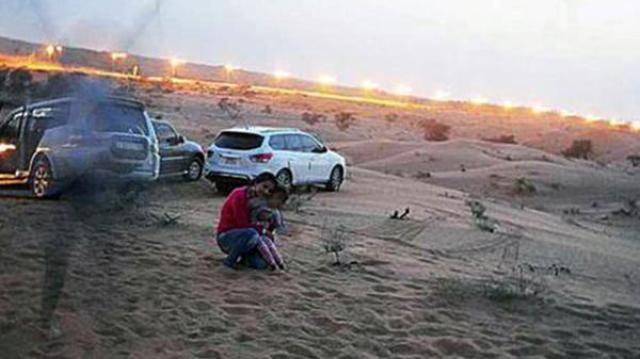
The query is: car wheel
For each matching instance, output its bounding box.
[326,166,343,192]
[30,157,61,199]
[184,157,203,182]
[276,169,293,191]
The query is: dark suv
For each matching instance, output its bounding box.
[0,97,160,198]
[151,120,204,181]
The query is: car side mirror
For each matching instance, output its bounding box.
[177,135,185,144]
[313,145,328,153]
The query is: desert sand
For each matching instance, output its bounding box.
[1,69,640,358]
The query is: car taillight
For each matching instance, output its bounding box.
[207,150,214,159]
[250,153,273,163]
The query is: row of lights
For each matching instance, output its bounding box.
[44,44,63,60]
[43,44,637,130]
[164,57,640,130]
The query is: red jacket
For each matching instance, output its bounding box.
[216,186,252,235]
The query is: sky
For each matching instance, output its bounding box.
[1,0,639,122]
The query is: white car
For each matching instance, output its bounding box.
[204,127,346,193]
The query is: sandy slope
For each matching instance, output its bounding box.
[1,168,639,358]
[333,139,638,209]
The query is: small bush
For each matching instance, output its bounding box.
[334,112,356,131]
[385,113,399,124]
[321,224,348,266]
[482,134,517,144]
[562,139,593,159]
[514,177,536,195]
[217,97,243,120]
[301,112,325,126]
[627,155,640,167]
[419,119,450,141]
[466,200,497,232]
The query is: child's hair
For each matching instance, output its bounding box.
[252,172,277,187]
[270,185,289,203]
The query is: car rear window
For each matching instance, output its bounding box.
[215,131,264,150]
[86,102,149,136]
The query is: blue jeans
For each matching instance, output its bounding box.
[216,228,268,270]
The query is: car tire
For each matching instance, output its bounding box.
[326,166,343,192]
[30,157,62,199]
[276,169,293,192]
[184,157,203,182]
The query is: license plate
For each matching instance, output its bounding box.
[115,141,144,151]
[222,157,239,165]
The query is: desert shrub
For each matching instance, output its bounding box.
[334,112,356,131]
[466,200,497,232]
[301,112,325,126]
[513,177,536,195]
[419,118,450,141]
[385,113,399,124]
[562,139,593,159]
[217,97,243,120]
[482,134,517,144]
[627,155,640,167]
[236,84,256,97]
[321,224,348,266]
[486,239,570,303]
[415,171,431,179]
[483,265,547,303]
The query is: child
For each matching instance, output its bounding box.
[248,186,289,270]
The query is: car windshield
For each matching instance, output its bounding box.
[86,102,149,136]
[214,131,263,150]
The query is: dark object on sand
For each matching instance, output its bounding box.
[612,199,639,217]
[390,207,410,220]
[466,200,497,233]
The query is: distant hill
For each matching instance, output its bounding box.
[0,35,382,99]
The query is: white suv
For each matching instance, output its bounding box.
[204,127,346,193]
